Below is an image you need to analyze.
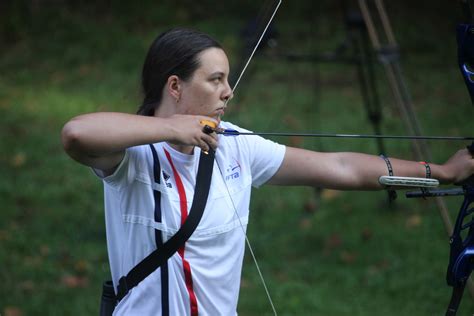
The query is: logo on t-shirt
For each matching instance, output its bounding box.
[162,171,172,188]
[225,159,241,181]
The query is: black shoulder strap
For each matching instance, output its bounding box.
[116,147,215,301]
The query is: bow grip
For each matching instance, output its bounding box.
[460,142,474,186]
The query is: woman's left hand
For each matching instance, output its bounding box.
[441,146,474,184]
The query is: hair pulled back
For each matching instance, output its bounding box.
[137,28,222,116]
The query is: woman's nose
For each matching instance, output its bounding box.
[223,82,233,103]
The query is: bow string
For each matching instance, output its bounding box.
[212,1,283,315]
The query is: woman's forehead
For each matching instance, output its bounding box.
[196,47,229,73]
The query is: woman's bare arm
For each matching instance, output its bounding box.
[268,146,474,189]
[61,112,217,173]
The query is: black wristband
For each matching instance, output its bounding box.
[418,161,431,198]
[419,161,431,178]
[380,154,397,202]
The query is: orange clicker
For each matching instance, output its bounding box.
[200,120,217,135]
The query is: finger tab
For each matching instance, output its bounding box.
[202,125,214,134]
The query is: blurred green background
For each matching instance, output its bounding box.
[1,0,473,315]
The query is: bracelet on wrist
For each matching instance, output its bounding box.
[380,154,397,202]
[419,161,431,178]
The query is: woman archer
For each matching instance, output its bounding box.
[61,28,474,315]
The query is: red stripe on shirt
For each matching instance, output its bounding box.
[164,149,198,316]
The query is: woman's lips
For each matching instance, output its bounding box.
[215,108,225,117]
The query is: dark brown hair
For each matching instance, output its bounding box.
[137,28,222,116]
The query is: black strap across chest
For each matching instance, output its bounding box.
[115,145,215,301]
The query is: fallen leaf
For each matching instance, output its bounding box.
[74,260,90,273]
[0,229,9,241]
[23,256,42,267]
[303,199,318,214]
[0,98,10,109]
[61,275,89,288]
[283,114,300,128]
[50,71,65,83]
[321,189,341,201]
[288,136,303,147]
[361,227,373,242]
[375,259,390,271]
[406,214,422,228]
[340,250,358,264]
[78,64,93,76]
[39,245,50,256]
[240,278,250,289]
[324,233,343,252]
[299,217,312,230]
[18,280,35,292]
[11,152,26,167]
[4,306,23,316]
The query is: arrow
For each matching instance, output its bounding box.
[213,128,474,141]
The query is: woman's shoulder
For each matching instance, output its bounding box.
[218,121,284,152]
[127,142,166,162]
[219,121,253,133]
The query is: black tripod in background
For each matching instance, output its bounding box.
[231,2,389,214]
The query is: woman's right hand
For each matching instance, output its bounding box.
[166,114,219,153]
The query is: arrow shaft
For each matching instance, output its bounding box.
[216,130,474,141]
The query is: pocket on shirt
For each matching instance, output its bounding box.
[120,170,252,238]
[120,173,172,230]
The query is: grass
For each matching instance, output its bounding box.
[1,1,473,315]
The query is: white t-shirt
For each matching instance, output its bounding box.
[97,121,286,316]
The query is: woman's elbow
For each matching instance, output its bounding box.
[61,119,84,156]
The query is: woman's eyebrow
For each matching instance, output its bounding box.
[209,71,225,78]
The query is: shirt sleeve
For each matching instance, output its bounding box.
[249,136,286,187]
[220,122,286,188]
[91,146,142,189]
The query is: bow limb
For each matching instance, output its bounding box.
[406,143,474,316]
[406,2,474,314]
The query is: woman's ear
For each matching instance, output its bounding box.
[167,75,181,103]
